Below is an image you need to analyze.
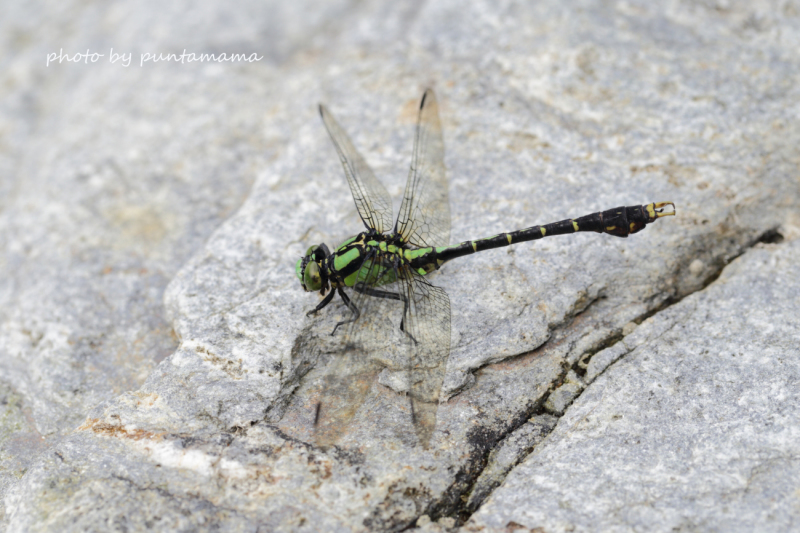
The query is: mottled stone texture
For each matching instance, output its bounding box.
[466,238,800,533]
[1,0,799,531]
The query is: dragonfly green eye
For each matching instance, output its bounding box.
[297,245,322,291]
[295,257,305,284]
[304,260,322,292]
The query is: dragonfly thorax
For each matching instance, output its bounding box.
[297,230,426,297]
[327,231,409,289]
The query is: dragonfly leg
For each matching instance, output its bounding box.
[306,288,336,316]
[354,284,418,344]
[331,287,360,336]
[392,269,419,345]
[400,318,418,345]
[356,286,403,301]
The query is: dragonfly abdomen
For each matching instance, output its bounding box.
[434,202,675,265]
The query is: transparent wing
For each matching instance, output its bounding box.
[313,254,397,448]
[397,271,450,448]
[395,89,451,248]
[319,105,394,233]
[312,338,383,448]
[313,256,451,449]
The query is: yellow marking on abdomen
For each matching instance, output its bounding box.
[472,242,477,252]
[572,221,579,231]
[606,226,616,232]
[540,227,546,236]
[506,234,512,244]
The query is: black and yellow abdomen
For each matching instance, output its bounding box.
[407,202,676,268]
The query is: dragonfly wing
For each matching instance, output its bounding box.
[313,255,450,449]
[313,254,400,447]
[313,338,382,449]
[319,104,394,234]
[398,271,451,448]
[395,89,451,248]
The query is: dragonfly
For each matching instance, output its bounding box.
[296,89,675,448]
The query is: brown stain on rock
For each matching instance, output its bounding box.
[78,417,163,441]
[196,344,245,378]
[109,204,169,244]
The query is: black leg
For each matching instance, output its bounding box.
[354,284,405,316]
[331,287,360,336]
[307,289,335,316]
[358,286,403,301]
[393,266,418,345]
[354,283,418,344]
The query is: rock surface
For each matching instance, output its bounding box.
[466,238,800,533]
[1,0,799,531]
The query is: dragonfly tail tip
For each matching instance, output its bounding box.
[653,201,676,218]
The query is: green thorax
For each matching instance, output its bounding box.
[328,232,439,288]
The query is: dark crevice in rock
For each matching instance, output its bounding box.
[463,414,559,517]
[574,329,623,379]
[688,225,784,296]
[422,392,553,526]
[568,289,604,319]
[430,224,786,527]
[756,227,784,245]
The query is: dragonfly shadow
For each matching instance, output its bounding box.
[278,298,426,449]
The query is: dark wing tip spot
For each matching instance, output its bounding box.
[318,104,325,118]
[420,90,429,110]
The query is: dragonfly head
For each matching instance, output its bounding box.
[296,244,330,293]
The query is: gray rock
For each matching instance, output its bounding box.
[466,238,800,533]
[2,0,800,531]
[465,415,558,513]
[0,0,357,521]
[544,371,585,416]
